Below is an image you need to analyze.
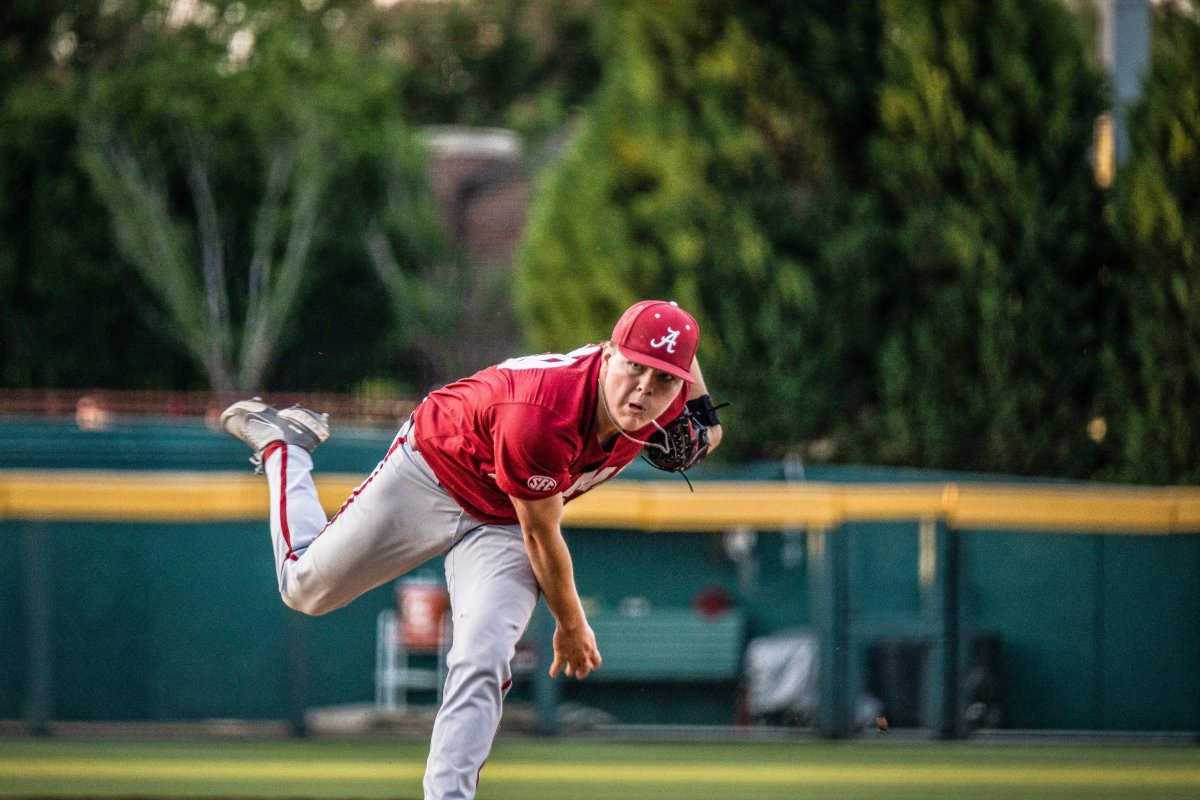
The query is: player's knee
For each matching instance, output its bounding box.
[447,628,513,678]
[448,653,508,694]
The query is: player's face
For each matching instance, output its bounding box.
[601,347,685,432]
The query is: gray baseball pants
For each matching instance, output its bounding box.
[261,422,540,800]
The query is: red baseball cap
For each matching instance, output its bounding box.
[610,300,699,382]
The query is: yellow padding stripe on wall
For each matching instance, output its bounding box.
[1,471,1199,534]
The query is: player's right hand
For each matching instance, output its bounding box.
[550,622,602,680]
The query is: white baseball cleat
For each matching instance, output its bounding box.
[219,397,330,471]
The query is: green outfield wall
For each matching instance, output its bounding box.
[1,419,1198,735]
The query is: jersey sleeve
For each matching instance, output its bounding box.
[491,403,576,501]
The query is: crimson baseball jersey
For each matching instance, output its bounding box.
[411,345,686,525]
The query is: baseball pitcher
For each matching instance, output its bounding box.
[220,300,724,800]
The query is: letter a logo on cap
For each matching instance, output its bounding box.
[649,327,681,353]
[611,299,700,382]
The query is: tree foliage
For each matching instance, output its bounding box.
[5,0,1199,485]
[839,0,1115,476]
[518,0,1120,478]
[0,0,603,393]
[1109,6,1200,484]
[0,1,201,388]
[0,80,197,388]
[73,11,438,393]
[517,0,843,448]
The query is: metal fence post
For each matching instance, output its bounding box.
[22,521,53,736]
[811,524,851,738]
[286,611,310,737]
[532,603,560,736]
[933,522,964,739]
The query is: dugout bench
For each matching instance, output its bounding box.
[375,602,748,729]
[521,606,748,733]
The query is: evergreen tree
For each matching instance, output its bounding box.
[1110,6,1200,484]
[516,0,846,453]
[518,0,1115,474]
[843,0,1115,476]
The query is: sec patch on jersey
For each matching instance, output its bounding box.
[526,475,559,492]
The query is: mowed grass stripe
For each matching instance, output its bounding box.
[1,759,1197,788]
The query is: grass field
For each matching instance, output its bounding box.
[1,736,1199,800]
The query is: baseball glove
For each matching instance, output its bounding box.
[643,409,711,473]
